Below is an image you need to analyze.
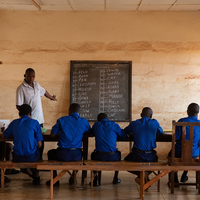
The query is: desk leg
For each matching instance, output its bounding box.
[129,142,132,152]
[140,171,144,200]
[82,136,89,185]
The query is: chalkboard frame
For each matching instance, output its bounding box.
[70,60,132,122]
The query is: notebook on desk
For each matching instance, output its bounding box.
[0,120,10,129]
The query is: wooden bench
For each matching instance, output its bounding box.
[2,160,200,200]
[84,160,170,199]
[0,160,82,193]
[38,160,170,200]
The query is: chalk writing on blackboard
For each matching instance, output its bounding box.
[70,61,132,122]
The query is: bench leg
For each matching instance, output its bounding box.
[50,170,53,200]
[1,169,4,193]
[53,170,68,185]
[140,171,145,200]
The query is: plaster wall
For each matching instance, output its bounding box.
[1,11,200,156]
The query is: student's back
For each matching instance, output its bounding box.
[5,115,42,156]
[174,104,200,158]
[92,118,127,152]
[168,103,200,184]
[53,113,90,149]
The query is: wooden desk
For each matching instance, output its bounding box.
[0,131,172,185]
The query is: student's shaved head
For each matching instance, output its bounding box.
[141,107,153,118]
[97,113,108,121]
[187,103,199,116]
[69,103,80,114]
[19,104,32,117]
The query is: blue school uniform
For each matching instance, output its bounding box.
[124,116,163,162]
[91,118,127,161]
[175,116,200,159]
[4,115,43,162]
[48,112,91,161]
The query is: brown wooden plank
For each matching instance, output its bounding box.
[84,160,168,166]
[53,170,68,185]
[37,163,200,171]
[50,170,53,200]
[1,169,4,193]
[144,170,171,190]
[0,160,83,169]
[140,171,145,200]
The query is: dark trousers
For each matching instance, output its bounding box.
[91,150,121,161]
[91,150,121,180]
[47,148,82,161]
[12,150,40,176]
[47,148,82,179]
[168,149,189,183]
[124,148,158,177]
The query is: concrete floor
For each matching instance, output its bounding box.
[0,169,200,200]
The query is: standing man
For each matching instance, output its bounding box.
[91,113,128,186]
[16,68,57,159]
[124,107,163,186]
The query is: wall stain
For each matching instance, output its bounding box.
[2,40,200,54]
[185,76,200,79]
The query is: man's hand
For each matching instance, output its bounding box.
[45,91,57,101]
[51,95,57,101]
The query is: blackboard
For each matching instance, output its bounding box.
[70,61,132,122]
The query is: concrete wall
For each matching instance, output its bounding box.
[1,11,200,156]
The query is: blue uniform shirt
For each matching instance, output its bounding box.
[175,116,200,158]
[51,112,91,149]
[4,115,43,156]
[124,117,163,151]
[92,118,127,152]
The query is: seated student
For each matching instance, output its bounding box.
[46,103,91,186]
[124,107,163,185]
[168,103,200,184]
[91,113,128,186]
[3,104,43,185]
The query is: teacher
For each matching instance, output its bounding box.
[16,68,57,160]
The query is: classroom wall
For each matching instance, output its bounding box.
[1,11,200,156]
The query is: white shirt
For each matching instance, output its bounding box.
[16,81,46,124]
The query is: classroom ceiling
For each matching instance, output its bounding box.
[0,0,200,11]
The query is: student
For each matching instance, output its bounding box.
[46,103,91,186]
[124,107,163,185]
[4,104,43,185]
[16,68,57,160]
[91,113,128,186]
[168,103,200,184]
